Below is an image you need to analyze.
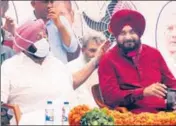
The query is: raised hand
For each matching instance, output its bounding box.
[3,16,15,35]
[47,7,60,25]
[94,40,111,64]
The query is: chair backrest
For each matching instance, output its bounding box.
[91,84,128,113]
[91,84,109,108]
[1,104,21,125]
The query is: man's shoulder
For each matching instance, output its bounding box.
[66,56,85,73]
[67,57,81,66]
[102,46,118,60]
[1,53,21,70]
[99,47,117,66]
[47,54,72,70]
[142,44,161,56]
[47,54,65,65]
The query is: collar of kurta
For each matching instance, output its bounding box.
[117,45,143,66]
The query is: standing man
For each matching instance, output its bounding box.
[67,33,105,107]
[24,1,79,63]
[56,1,81,62]
[98,9,176,113]
[163,12,176,77]
[0,1,15,64]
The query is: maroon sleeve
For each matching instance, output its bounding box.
[158,52,176,89]
[98,55,144,108]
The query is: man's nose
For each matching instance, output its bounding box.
[125,33,133,40]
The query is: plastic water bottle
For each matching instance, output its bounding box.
[45,101,54,125]
[62,101,70,125]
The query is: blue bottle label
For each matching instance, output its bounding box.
[45,110,54,121]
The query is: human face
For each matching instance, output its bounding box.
[83,40,101,62]
[165,24,176,55]
[31,0,55,21]
[26,30,49,59]
[115,25,140,53]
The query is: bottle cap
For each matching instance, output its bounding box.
[64,101,69,105]
[47,101,52,104]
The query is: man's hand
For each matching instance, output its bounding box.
[3,16,15,35]
[172,101,176,112]
[94,41,111,64]
[47,7,62,26]
[143,82,167,98]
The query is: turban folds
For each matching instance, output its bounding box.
[109,9,146,38]
[13,19,46,53]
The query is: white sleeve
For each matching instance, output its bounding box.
[66,61,78,74]
[62,65,76,104]
[65,66,74,91]
[1,61,11,103]
[59,16,78,52]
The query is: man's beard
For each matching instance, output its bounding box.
[83,55,91,63]
[117,39,141,53]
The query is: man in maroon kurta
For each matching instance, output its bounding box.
[98,9,176,113]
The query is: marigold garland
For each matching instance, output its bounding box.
[69,106,176,125]
[68,104,91,125]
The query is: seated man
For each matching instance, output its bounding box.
[67,33,105,107]
[1,19,110,125]
[98,9,176,113]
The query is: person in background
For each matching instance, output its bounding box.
[1,19,110,124]
[67,33,105,107]
[163,12,176,77]
[98,9,176,113]
[59,1,81,62]
[0,1,15,64]
[27,0,79,64]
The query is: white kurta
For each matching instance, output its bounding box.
[166,57,176,78]
[1,52,74,114]
[66,54,99,108]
